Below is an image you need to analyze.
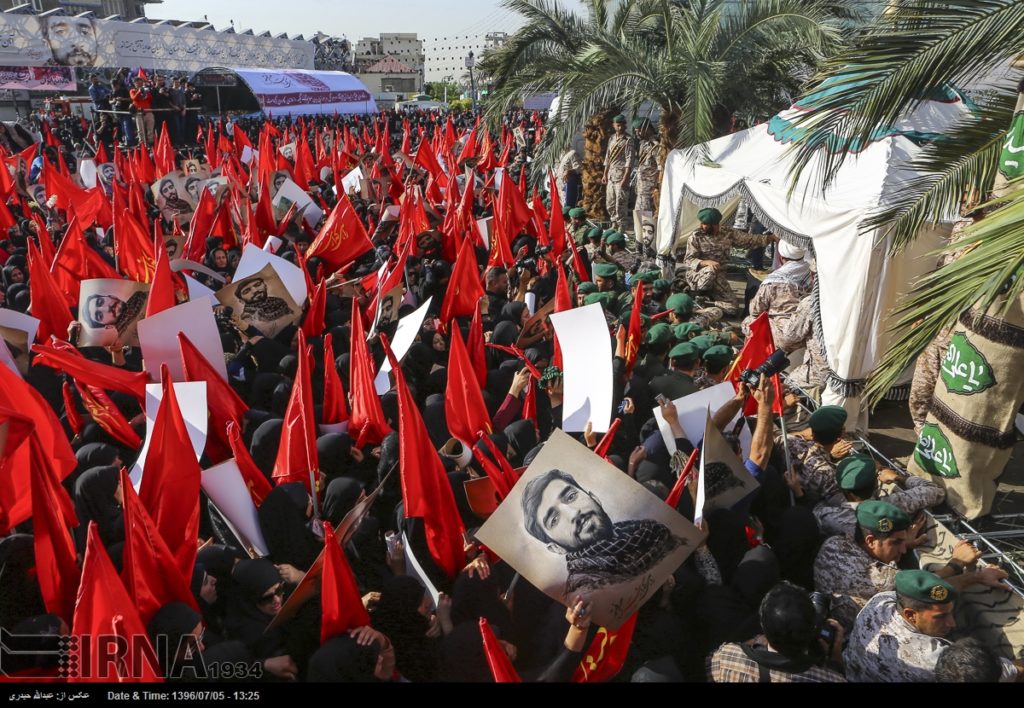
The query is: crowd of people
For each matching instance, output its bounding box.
[0,100,1018,685]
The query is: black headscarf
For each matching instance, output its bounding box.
[499,301,527,326]
[422,394,450,449]
[502,420,537,468]
[371,575,436,683]
[322,477,363,528]
[0,535,45,629]
[257,483,320,571]
[72,465,123,554]
[249,419,284,477]
[490,321,519,348]
[147,602,202,676]
[74,442,119,471]
[317,433,355,480]
[307,635,379,682]
[224,559,286,657]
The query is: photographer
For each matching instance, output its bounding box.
[110,76,136,147]
[130,74,155,146]
[708,581,846,682]
[152,74,174,143]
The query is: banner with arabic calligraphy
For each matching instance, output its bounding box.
[0,66,74,91]
[0,13,314,72]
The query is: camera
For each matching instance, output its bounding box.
[738,348,790,389]
[809,591,837,656]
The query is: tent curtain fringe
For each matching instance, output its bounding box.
[673,182,814,248]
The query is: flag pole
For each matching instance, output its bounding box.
[778,411,796,506]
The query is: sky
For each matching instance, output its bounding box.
[147,0,584,42]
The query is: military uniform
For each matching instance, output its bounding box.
[813,533,899,630]
[634,135,661,215]
[649,370,698,400]
[779,435,844,507]
[604,130,636,233]
[778,294,829,398]
[742,278,811,347]
[813,476,945,539]
[683,227,773,315]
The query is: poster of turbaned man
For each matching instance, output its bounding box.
[78,279,150,348]
[215,263,300,340]
[476,429,705,630]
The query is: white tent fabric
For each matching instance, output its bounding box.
[656,93,972,429]
[231,68,377,116]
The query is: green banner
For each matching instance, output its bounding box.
[914,423,960,479]
[940,332,996,396]
[998,110,1024,182]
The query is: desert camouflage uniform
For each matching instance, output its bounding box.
[604,133,636,233]
[779,434,844,507]
[683,228,773,315]
[742,279,811,349]
[813,534,899,631]
[694,373,721,391]
[689,307,724,330]
[778,294,829,399]
[845,592,1018,682]
[813,476,946,539]
[634,136,661,215]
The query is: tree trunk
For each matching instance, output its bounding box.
[582,108,616,220]
[654,107,682,217]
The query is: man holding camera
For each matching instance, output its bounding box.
[130,74,155,147]
[708,582,846,682]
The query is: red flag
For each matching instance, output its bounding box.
[467,299,488,388]
[727,311,782,416]
[320,521,371,643]
[138,366,201,582]
[146,233,177,317]
[322,333,349,427]
[30,431,79,623]
[62,380,84,436]
[120,468,198,625]
[114,208,157,283]
[666,449,700,509]
[348,298,391,447]
[32,339,149,403]
[301,279,327,338]
[457,123,478,164]
[154,122,176,176]
[292,130,315,191]
[178,332,247,463]
[72,523,163,683]
[306,192,372,271]
[76,382,142,450]
[571,613,638,683]
[480,618,521,683]
[273,330,318,489]
[182,187,219,264]
[40,158,89,212]
[26,240,73,343]
[384,335,465,579]
[0,198,16,233]
[31,214,56,270]
[439,237,484,323]
[445,326,492,445]
[51,219,120,306]
[134,144,156,185]
[624,282,644,378]
[225,420,272,507]
[594,417,622,460]
[547,171,567,257]
[567,235,590,282]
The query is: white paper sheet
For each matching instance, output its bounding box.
[262,235,283,253]
[201,458,270,557]
[0,309,40,347]
[78,158,97,189]
[130,381,208,488]
[549,303,613,433]
[183,274,218,305]
[403,531,440,608]
[234,243,307,306]
[374,297,432,394]
[340,166,364,196]
[271,177,323,229]
[652,381,752,459]
[138,298,226,382]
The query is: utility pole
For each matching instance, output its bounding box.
[466,51,476,112]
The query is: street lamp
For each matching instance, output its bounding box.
[465,50,476,112]
[443,74,454,103]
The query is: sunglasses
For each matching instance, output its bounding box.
[258,587,285,604]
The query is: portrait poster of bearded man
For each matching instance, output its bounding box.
[78,278,150,348]
[151,171,195,222]
[215,263,300,340]
[476,429,705,630]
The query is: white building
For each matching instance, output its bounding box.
[353,32,423,76]
[423,31,507,84]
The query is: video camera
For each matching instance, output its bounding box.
[738,348,789,389]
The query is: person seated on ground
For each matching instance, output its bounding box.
[780,405,850,508]
[844,570,1021,682]
[813,454,944,538]
[707,581,846,682]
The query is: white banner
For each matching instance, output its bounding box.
[201,459,270,557]
[549,303,613,433]
[138,297,226,383]
[130,381,208,488]
[374,297,432,394]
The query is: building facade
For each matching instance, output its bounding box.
[423,31,507,84]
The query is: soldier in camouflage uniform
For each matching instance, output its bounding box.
[694,345,733,391]
[665,292,723,332]
[594,231,639,274]
[633,118,661,216]
[568,207,589,244]
[778,293,829,403]
[778,405,849,508]
[742,240,814,346]
[684,208,776,316]
[845,570,1020,682]
[603,115,635,234]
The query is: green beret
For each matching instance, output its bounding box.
[617,308,649,327]
[809,405,848,439]
[604,232,626,247]
[562,208,571,218]
[669,342,699,364]
[652,279,671,293]
[602,228,617,238]
[539,365,563,387]
[837,454,877,492]
[612,114,627,124]
[584,292,619,314]
[593,263,619,279]
[674,322,703,341]
[895,570,957,605]
[634,270,659,285]
[577,281,598,295]
[665,292,694,316]
[710,331,734,347]
[856,500,910,535]
[697,207,722,225]
[568,207,586,220]
[631,117,651,131]
[586,226,603,241]
[702,344,734,372]
[644,323,673,346]
[688,334,714,355]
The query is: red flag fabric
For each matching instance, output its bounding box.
[467,299,488,388]
[439,237,484,323]
[272,330,318,489]
[225,420,272,506]
[51,219,120,306]
[567,236,590,283]
[348,298,390,447]
[322,333,349,427]
[26,241,73,343]
[138,367,201,582]
[306,193,373,271]
[594,417,622,459]
[32,339,149,403]
[178,332,247,463]
[76,382,142,450]
[119,468,198,625]
[29,431,79,623]
[114,208,157,283]
[320,521,371,644]
[547,171,566,257]
[134,143,156,185]
[384,335,465,579]
[445,326,492,445]
[665,449,700,509]
[146,233,177,317]
[182,187,219,263]
[727,311,783,416]
[62,380,84,436]
[154,122,176,176]
[624,282,644,378]
[301,279,327,338]
[480,618,521,683]
[571,612,638,683]
[72,523,163,683]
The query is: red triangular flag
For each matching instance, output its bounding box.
[322,333,349,427]
[445,326,492,446]
[26,240,73,343]
[439,237,484,323]
[571,613,638,682]
[51,219,120,306]
[76,382,142,450]
[272,330,318,489]
[225,421,272,507]
[178,332,247,464]
[727,311,783,416]
[146,232,177,317]
[320,521,371,643]
[154,122,176,176]
[62,380,84,436]
[301,279,327,338]
[480,617,521,683]
[114,208,157,283]
[29,431,79,623]
[624,282,644,378]
[32,339,148,403]
[348,298,391,447]
[305,192,373,271]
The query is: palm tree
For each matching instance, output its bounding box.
[783,0,1024,401]
[482,0,847,213]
